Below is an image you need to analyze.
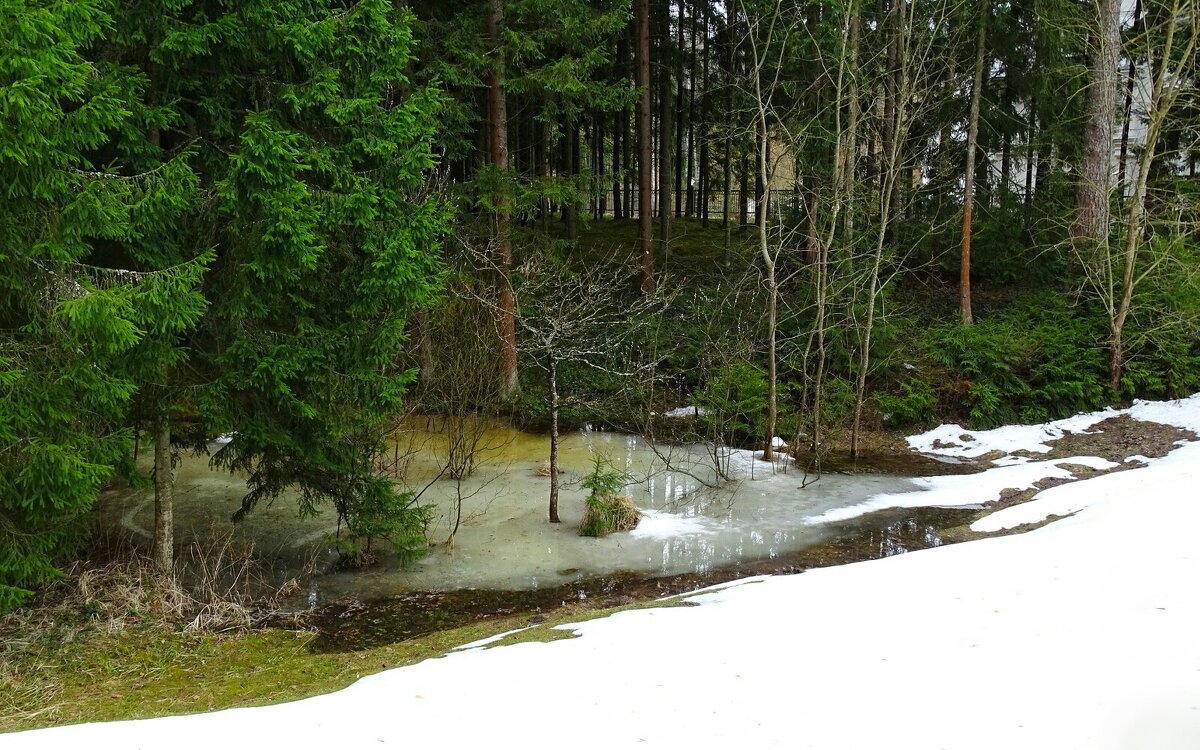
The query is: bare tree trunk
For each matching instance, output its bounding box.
[659,0,674,258]
[488,0,518,398]
[675,0,685,218]
[1109,3,1192,391]
[564,118,579,239]
[548,356,561,523]
[1025,103,1036,205]
[960,0,987,327]
[152,412,174,574]
[1075,0,1121,243]
[686,0,697,218]
[613,109,623,218]
[1117,0,1143,195]
[638,0,655,293]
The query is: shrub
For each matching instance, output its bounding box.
[578,457,640,537]
[877,377,938,427]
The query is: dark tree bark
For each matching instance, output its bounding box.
[638,0,655,292]
[659,0,674,255]
[488,0,518,396]
[686,0,697,218]
[675,0,685,217]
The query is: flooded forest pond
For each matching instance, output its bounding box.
[99,419,976,637]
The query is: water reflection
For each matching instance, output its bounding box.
[102,419,972,605]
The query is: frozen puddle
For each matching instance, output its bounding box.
[103,422,954,603]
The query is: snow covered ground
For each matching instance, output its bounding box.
[7,397,1200,749]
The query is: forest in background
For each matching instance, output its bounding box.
[2,0,1199,610]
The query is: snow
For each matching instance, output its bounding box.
[907,409,1120,459]
[661,405,708,418]
[8,396,1200,750]
[453,626,533,651]
[803,455,1118,525]
[626,508,718,539]
[907,393,1200,463]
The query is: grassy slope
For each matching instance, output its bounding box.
[1,599,660,734]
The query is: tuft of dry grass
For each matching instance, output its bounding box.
[579,495,641,537]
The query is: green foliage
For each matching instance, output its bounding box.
[693,360,768,446]
[877,378,939,427]
[0,0,207,609]
[578,456,638,538]
[329,478,433,567]
[926,295,1108,427]
[163,0,447,554]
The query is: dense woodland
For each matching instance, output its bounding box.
[2,0,1199,610]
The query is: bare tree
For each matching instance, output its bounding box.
[1079,1,1200,391]
[513,259,667,522]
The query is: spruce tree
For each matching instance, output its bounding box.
[157,0,447,563]
[0,0,207,606]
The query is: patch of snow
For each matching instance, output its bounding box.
[770,436,787,449]
[908,409,1120,458]
[626,508,717,539]
[907,393,1200,462]
[210,433,235,446]
[804,455,1119,525]
[453,627,533,650]
[13,428,1200,749]
[989,454,1033,467]
[661,405,708,418]
[1126,392,1200,433]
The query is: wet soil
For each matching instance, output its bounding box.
[300,505,972,653]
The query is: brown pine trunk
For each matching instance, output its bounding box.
[960,0,987,327]
[638,0,655,293]
[488,0,518,397]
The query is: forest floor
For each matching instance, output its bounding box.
[4,395,1199,746]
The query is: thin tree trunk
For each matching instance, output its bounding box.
[659,0,674,256]
[638,0,655,293]
[686,0,697,218]
[1025,103,1036,205]
[1117,0,1143,195]
[613,109,623,218]
[152,412,174,574]
[548,356,560,523]
[1110,2,1191,392]
[675,0,685,218]
[960,0,987,327]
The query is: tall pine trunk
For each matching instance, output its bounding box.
[488,0,518,397]
[659,0,674,256]
[638,0,655,293]
[960,0,987,326]
[1075,0,1121,244]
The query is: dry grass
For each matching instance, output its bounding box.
[579,495,641,537]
